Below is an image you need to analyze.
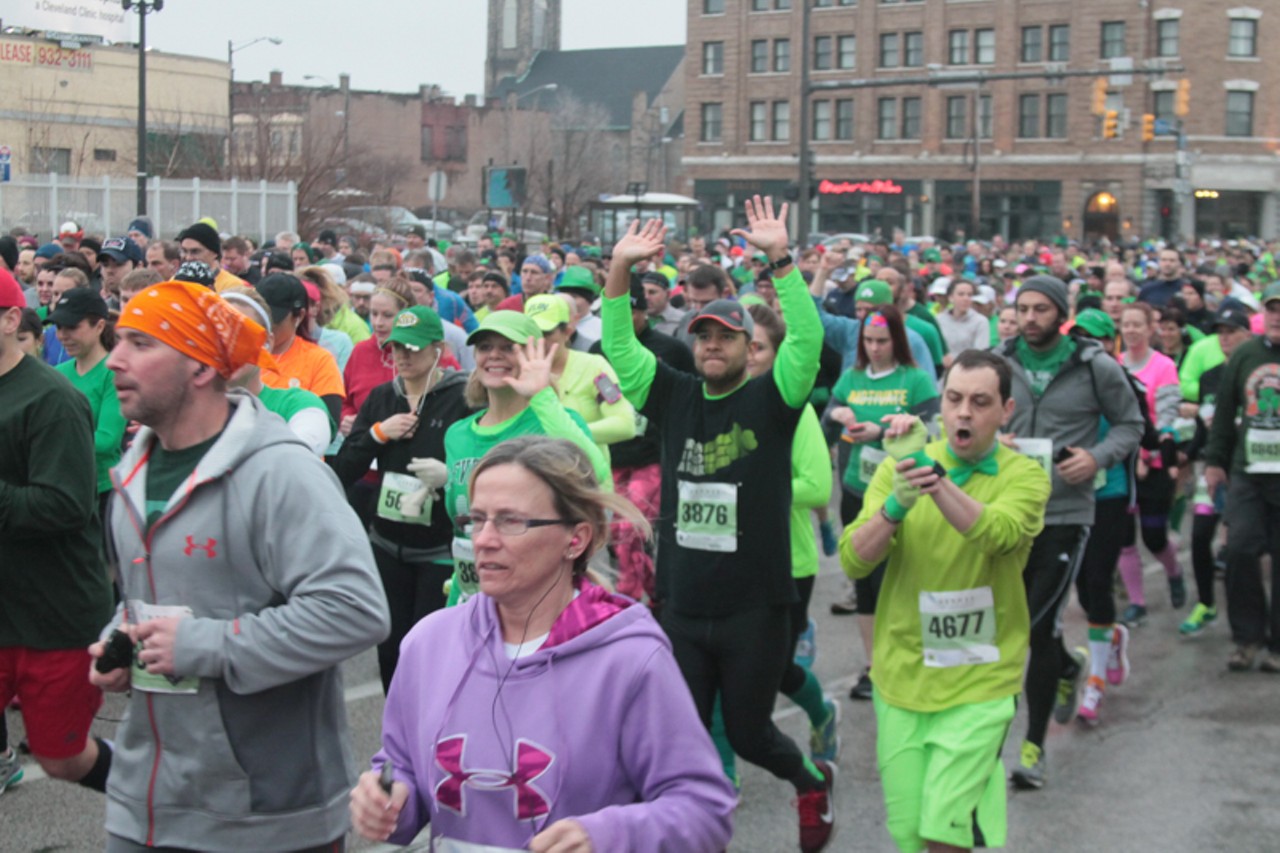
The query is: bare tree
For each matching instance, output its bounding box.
[524,93,616,240]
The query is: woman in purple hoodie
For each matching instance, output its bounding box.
[351,436,736,852]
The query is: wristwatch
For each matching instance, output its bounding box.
[769,254,793,272]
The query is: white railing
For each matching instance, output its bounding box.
[0,174,297,242]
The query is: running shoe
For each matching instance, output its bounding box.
[1121,603,1148,627]
[1053,647,1088,724]
[1077,676,1105,726]
[819,519,839,557]
[797,760,836,852]
[810,699,841,764]
[794,619,817,670]
[1227,644,1261,672]
[1168,575,1187,609]
[1260,653,1280,675]
[1010,741,1046,790]
[1179,603,1217,637]
[830,589,858,615]
[0,747,22,796]
[849,668,873,701]
[1107,624,1131,686]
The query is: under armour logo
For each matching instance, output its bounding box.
[183,536,218,558]
[434,735,555,821]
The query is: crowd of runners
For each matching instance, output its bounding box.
[1,202,1278,851]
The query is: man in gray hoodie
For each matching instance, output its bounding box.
[993,276,1143,790]
[91,281,390,852]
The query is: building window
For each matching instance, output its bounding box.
[750,40,768,73]
[880,33,900,68]
[1048,24,1070,61]
[979,94,993,139]
[1153,90,1175,122]
[813,100,832,140]
[904,31,924,67]
[773,100,792,140]
[701,103,723,141]
[750,102,768,141]
[877,97,897,139]
[1100,21,1126,59]
[502,0,517,49]
[814,36,833,70]
[836,98,854,139]
[1046,93,1068,138]
[703,0,725,13]
[702,41,724,75]
[1021,26,1042,63]
[901,97,921,139]
[838,35,856,69]
[946,96,967,139]
[1156,19,1179,57]
[1226,91,1254,137]
[445,126,467,160]
[948,30,969,65]
[31,146,71,175]
[1018,94,1041,138]
[815,0,857,6]
[419,126,433,161]
[774,38,791,72]
[93,148,117,162]
[1228,19,1257,57]
[975,29,995,65]
[778,0,792,9]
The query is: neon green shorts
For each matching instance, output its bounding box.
[874,693,1015,852]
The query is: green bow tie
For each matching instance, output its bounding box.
[946,447,1000,486]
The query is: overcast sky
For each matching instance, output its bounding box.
[143,0,687,97]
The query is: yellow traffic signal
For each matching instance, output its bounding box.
[1142,113,1155,142]
[1091,78,1108,116]
[1103,110,1119,139]
[1175,79,1190,117]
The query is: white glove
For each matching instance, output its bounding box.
[400,457,448,518]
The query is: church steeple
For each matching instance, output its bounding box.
[485,0,561,98]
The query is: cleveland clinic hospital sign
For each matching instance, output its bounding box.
[15,1,131,44]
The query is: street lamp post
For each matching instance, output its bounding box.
[228,36,283,174]
[122,0,162,215]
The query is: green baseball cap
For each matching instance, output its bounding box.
[556,265,601,298]
[466,309,543,345]
[1262,281,1280,305]
[386,306,444,351]
[525,293,571,332]
[1073,308,1115,340]
[854,279,893,306]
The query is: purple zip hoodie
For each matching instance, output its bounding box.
[374,580,735,851]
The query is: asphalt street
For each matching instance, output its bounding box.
[4,531,1278,852]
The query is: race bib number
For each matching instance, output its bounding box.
[129,602,199,695]
[676,480,738,553]
[452,537,478,601]
[433,839,525,853]
[858,447,889,486]
[378,472,432,525]
[1013,438,1053,479]
[1245,427,1280,473]
[919,587,999,668]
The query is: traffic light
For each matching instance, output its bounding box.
[1175,79,1190,117]
[1102,110,1119,139]
[1142,113,1155,142]
[1091,77,1108,116]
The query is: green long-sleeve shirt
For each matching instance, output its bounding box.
[56,355,127,494]
[1204,336,1280,475]
[790,404,832,579]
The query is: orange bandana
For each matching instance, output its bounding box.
[119,281,277,378]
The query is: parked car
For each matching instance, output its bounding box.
[315,216,390,248]
[343,205,453,241]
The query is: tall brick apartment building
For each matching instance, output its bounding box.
[683,0,1277,243]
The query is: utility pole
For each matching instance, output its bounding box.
[122,1,164,214]
[795,1,813,247]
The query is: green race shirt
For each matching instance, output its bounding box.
[831,364,939,494]
[56,355,127,494]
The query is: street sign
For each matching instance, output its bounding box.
[1153,118,1173,137]
[427,170,447,202]
[0,145,11,162]
[0,163,9,183]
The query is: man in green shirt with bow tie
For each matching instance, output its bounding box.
[841,349,1050,853]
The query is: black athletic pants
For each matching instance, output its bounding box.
[1224,475,1280,652]
[780,575,815,694]
[1023,524,1090,749]
[372,543,453,692]
[841,489,884,616]
[1077,498,1127,626]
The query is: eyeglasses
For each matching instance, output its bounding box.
[456,512,572,537]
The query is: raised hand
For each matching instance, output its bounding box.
[611,219,668,268]
[730,195,791,261]
[502,336,557,398]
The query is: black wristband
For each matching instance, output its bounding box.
[769,254,793,272]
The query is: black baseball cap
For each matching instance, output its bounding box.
[629,274,648,312]
[100,236,144,265]
[1214,305,1252,332]
[47,288,109,327]
[257,273,308,323]
[689,299,754,336]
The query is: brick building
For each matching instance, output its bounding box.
[683,0,1278,243]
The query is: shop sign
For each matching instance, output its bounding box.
[818,179,904,196]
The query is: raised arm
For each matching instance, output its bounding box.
[602,220,669,409]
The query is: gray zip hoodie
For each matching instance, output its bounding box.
[104,391,390,851]
[996,336,1144,526]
